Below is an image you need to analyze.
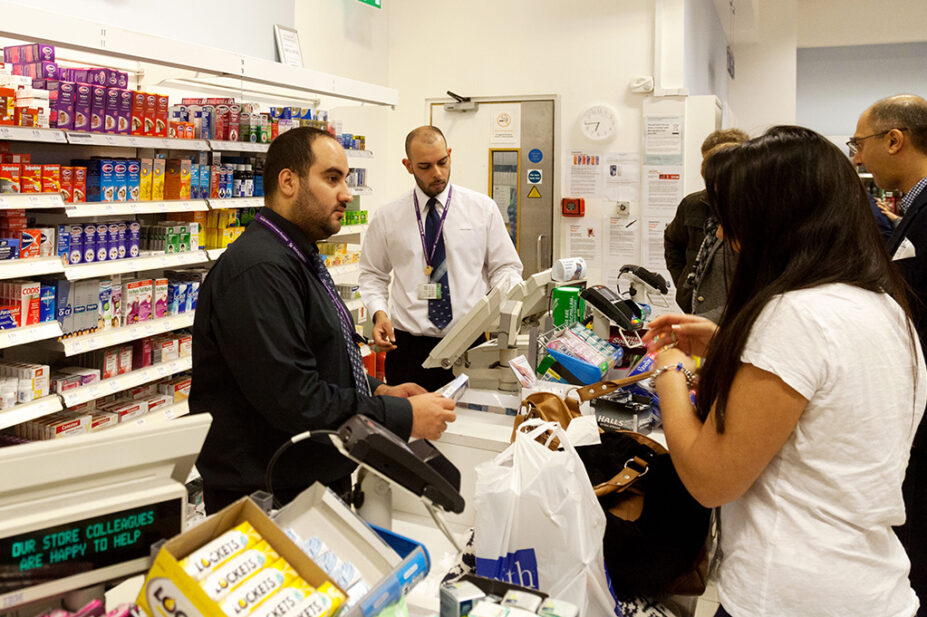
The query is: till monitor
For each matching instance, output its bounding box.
[0,414,211,610]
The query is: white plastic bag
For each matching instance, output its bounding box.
[474,419,616,616]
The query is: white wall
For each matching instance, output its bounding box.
[294,1,392,233]
[797,0,927,48]
[685,0,731,105]
[727,0,797,134]
[797,42,927,138]
[5,0,294,61]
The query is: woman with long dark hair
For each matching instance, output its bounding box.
[642,126,925,616]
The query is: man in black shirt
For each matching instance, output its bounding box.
[190,127,457,513]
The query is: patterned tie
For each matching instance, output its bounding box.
[425,197,453,329]
[310,252,370,395]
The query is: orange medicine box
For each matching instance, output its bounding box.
[41,165,60,193]
[60,166,74,202]
[20,164,42,193]
[144,92,157,136]
[135,497,344,617]
[130,91,146,135]
[156,95,169,137]
[163,159,191,200]
[72,166,86,202]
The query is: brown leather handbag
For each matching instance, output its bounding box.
[511,375,711,598]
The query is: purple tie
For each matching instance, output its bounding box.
[310,252,370,395]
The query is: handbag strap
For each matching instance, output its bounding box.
[573,371,655,402]
[593,455,651,497]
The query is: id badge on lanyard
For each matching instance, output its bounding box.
[417,282,442,300]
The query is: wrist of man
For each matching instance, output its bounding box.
[373,310,390,325]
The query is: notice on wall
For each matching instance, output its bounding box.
[641,217,671,272]
[604,152,640,204]
[644,115,683,157]
[565,220,602,266]
[641,166,683,217]
[490,106,521,146]
[603,216,641,288]
[569,151,602,196]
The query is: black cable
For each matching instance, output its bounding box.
[265,430,339,509]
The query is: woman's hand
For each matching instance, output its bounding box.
[642,314,718,357]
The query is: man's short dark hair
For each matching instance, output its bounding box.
[867,95,927,154]
[264,127,336,200]
[701,128,749,156]
[404,125,447,158]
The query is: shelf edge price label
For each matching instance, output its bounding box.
[156,364,168,377]
[164,407,176,419]
[27,195,41,206]
[0,127,12,139]
[4,330,22,346]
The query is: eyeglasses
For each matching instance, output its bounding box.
[847,128,906,155]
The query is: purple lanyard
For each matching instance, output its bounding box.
[255,212,354,326]
[413,186,453,268]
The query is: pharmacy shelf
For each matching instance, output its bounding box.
[351,186,373,196]
[208,197,263,210]
[208,140,269,153]
[0,125,68,143]
[328,263,359,285]
[0,321,64,350]
[59,356,192,408]
[49,313,195,356]
[66,200,209,217]
[330,223,367,242]
[0,395,63,431]
[64,250,209,280]
[206,248,226,260]
[66,131,209,151]
[113,400,190,430]
[0,256,66,280]
[346,150,373,159]
[0,192,69,210]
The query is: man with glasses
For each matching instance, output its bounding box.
[852,94,927,603]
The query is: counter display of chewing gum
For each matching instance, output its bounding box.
[137,498,346,617]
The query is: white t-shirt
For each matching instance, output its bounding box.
[718,284,925,617]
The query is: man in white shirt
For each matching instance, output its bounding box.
[359,126,523,391]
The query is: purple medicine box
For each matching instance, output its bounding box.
[73,83,92,131]
[90,85,106,133]
[116,89,132,135]
[56,81,75,130]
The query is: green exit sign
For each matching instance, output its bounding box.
[358,0,381,7]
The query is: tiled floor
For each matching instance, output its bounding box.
[693,580,720,617]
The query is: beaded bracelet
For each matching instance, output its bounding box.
[649,362,697,388]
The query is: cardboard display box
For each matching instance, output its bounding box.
[136,497,344,617]
[274,484,430,617]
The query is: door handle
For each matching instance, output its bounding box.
[536,233,549,269]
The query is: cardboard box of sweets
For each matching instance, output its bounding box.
[135,497,345,617]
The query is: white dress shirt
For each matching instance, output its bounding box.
[359,183,523,337]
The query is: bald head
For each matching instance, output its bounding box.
[405,125,447,158]
[865,94,927,154]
